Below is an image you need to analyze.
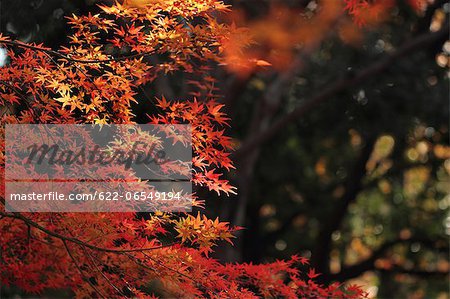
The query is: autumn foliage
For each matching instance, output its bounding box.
[0,0,427,298]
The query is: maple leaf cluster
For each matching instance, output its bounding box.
[0,0,370,298]
[150,97,236,196]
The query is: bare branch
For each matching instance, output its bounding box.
[312,134,377,274]
[328,236,449,282]
[233,27,449,160]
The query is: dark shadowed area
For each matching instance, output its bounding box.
[0,0,449,298]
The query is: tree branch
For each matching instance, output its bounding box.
[377,267,449,277]
[0,211,177,253]
[328,236,449,282]
[233,27,449,160]
[312,134,377,275]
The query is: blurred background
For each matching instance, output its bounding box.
[0,0,449,298]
